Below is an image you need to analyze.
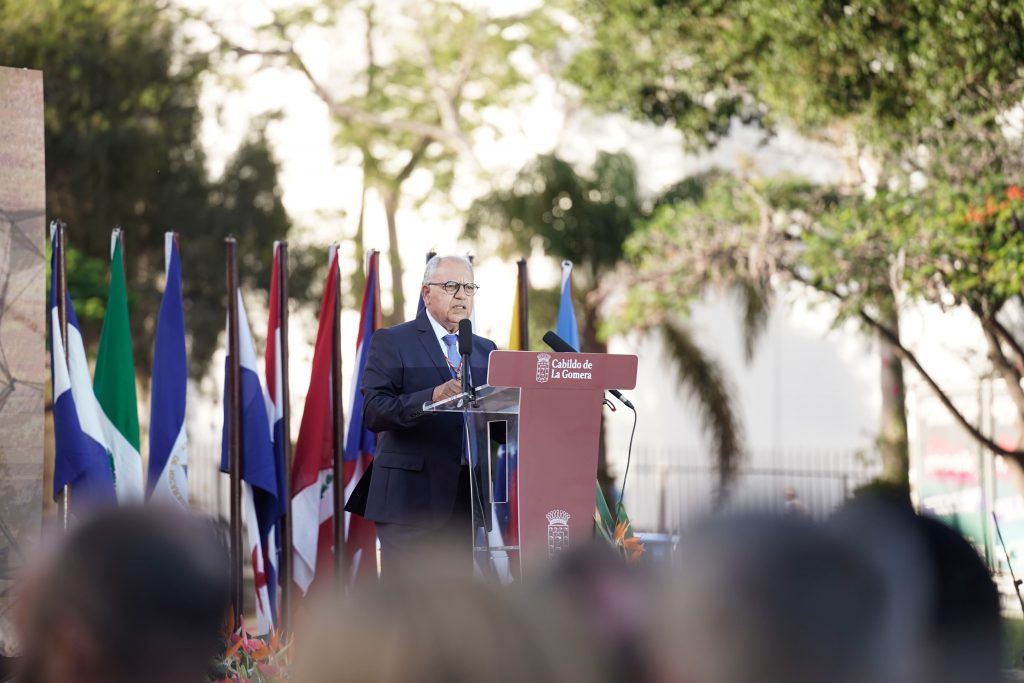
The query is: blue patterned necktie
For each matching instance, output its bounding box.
[442,333,461,378]
[443,332,470,464]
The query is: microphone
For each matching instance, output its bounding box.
[542,331,635,410]
[458,318,474,356]
[458,318,475,401]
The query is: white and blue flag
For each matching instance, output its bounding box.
[148,233,188,507]
[556,260,580,350]
[49,228,116,507]
[220,291,284,634]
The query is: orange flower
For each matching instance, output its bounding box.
[225,633,244,658]
[623,537,645,564]
[965,207,985,224]
[1008,185,1024,201]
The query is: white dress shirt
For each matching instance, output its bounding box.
[425,310,463,375]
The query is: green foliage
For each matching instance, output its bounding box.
[618,172,760,328]
[329,1,562,190]
[902,181,1024,310]
[569,0,1024,153]
[466,152,642,285]
[566,0,767,150]
[239,0,564,320]
[1,0,315,378]
[468,153,750,486]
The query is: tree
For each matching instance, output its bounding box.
[568,0,1024,492]
[466,152,755,495]
[222,0,562,323]
[0,0,316,378]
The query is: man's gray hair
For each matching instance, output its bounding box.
[422,255,474,285]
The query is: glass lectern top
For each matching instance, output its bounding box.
[422,384,520,414]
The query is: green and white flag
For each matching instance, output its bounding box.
[94,229,144,502]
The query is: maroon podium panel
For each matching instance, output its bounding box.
[488,351,637,577]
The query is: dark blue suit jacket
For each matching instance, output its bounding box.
[357,309,496,528]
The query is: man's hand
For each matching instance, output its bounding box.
[431,379,462,403]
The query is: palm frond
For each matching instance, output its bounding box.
[736,279,772,363]
[659,320,744,501]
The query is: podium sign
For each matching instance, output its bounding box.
[423,350,637,579]
[488,351,637,576]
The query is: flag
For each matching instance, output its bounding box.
[221,291,283,634]
[509,270,524,352]
[555,258,622,549]
[416,250,436,318]
[494,262,527,562]
[263,242,289,615]
[343,250,381,583]
[556,260,580,351]
[291,247,340,594]
[93,230,144,502]
[49,227,116,507]
[148,233,188,507]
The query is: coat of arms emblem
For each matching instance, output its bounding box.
[536,353,551,383]
[546,508,570,556]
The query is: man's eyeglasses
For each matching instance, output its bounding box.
[426,281,480,296]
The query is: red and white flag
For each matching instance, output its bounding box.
[291,247,340,594]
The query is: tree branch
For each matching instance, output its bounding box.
[411,10,484,171]
[226,42,475,158]
[982,321,1024,418]
[786,267,1024,463]
[394,137,431,186]
[991,315,1024,376]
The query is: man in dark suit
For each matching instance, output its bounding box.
[355,255,497,577]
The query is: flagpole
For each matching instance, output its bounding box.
[53,220,70,528]
[372,250,383,330]
[225,237,243,625]
[278,242,294,633]
[331,245,345,585]
[516,259,529,351]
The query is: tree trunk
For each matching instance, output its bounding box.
[382,186,405,325]
[877,295,910,491]
[1006,434,1024,502]
[350,158,369,300]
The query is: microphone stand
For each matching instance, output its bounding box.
[461,355,476,405]
[994,511,1024,617]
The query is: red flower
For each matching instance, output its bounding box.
[1008,185,1024,201]
[965,207,985,224]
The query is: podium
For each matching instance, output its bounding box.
[423,350,638,579]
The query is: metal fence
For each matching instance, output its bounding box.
[188,441,228,520]
[619,449,881,534]
[188,440,882,535]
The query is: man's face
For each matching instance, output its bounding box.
[421,259,474,331]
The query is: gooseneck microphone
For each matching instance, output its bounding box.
[458,318,475,402]
[541,331,635,410]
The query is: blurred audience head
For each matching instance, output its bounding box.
[911,511,1003,683]
[539,542,651,682]
[294,547,598,683]
[650,514,889,683]
[832,494,1002,683]
[16,505,230,683]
